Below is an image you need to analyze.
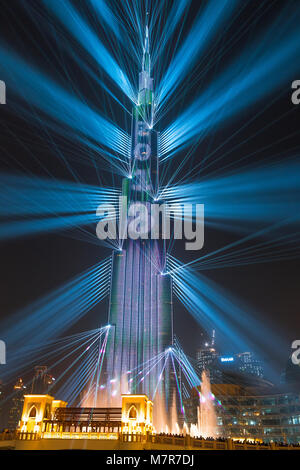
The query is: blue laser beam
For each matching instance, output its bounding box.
[168,255,285,380]
[157,0,238,110]
[1,257,112,349]
[43,0,135,102]
[0,45,130,165]
[0,173,120,240]
[161,6,300,156]
[88,0,122,41]
[160,160,300,228]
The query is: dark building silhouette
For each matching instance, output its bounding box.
[31,366,54,394]
[0,379,3,428]
[282,356,300,384]
[8,378,26,430]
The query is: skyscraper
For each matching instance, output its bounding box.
[196,347,220,384]
[0,379,3,428]
[8,378,26,430]
[105,27,173,401]
[31,366,55,394]
[282,355,300,384]
[236,352,264,378]
[196,331,220,383]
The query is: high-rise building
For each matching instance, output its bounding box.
[236,352,264,378]
[8,378,26,430]
[31,366,55,395]
[184,382,300,444]
[196,346,264,383]
[0,379,3,426]
[282,355,300,384]
[196,331,220,383]
[197,347,218,373]
[105,27,173,401]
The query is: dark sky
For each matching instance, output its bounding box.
[0,0,299,384]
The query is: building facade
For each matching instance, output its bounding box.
[236,352,264,378]
[196,347,220,383]
[8,378,26,430]
[185,383,300,444]
[105,28,173,402]
[214,385,300,444]
[196,347,264,383]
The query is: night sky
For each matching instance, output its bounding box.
[0,0,299,386]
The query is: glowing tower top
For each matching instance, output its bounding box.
[138,25,153,108]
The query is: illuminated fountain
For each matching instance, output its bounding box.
[171,391,180,435]
[153,393,168,433]
[197,370,217,438]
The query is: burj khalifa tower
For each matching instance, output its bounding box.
[105,26,173,401]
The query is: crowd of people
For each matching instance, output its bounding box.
[157,432,300,447]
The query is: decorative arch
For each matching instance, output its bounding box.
[28,406,37,418]
[128,405,137,420]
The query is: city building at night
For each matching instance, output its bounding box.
[196,347,264,384]
[0,0,299,454]
[196,346,220,383]
[236,352,264,378]
[0,380,3,425]
[0,388,298,450]
[31,366,55,395]
[282,356,300,385]
[105,27,173,403]
[8,378,26,431]
[184,379,300,444]
[214,386,300,444]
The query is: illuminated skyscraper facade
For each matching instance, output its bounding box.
[105,27,173,400]
[8,378,26,430]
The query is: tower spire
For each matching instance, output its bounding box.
[142,23,150,74]
[138,21,153,109]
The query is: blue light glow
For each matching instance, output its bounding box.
[0,45,130,168]
[1,257,112,354]
[43,0,135,102]
[168,255,285,380]
[161,8,300,156]
[157,0,238,111]
[0,173,120,241]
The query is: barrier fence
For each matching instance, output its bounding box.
[1,431,299,450]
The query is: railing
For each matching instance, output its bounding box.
[42,431,119,440]
[17,432,41,441]
[0,432,16,441]
[54,407,122,422]
[1,431,299,449]
[0,432,41,441]
[150,434,300,450]
[121,433,146,443]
